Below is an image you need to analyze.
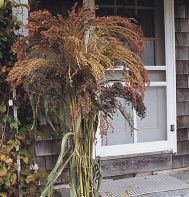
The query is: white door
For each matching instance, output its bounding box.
[93,0,177,157]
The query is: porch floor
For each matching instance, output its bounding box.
[53,169,189,197]
[100,174,189,197]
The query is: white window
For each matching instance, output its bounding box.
[92,0,177,157]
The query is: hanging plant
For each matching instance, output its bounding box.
[7,4,149,197]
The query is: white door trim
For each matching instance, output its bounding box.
[164,0,177,154]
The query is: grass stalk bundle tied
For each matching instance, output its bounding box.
[7,4,149,197]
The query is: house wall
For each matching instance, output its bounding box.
[173,0,189,168]
[34,0,189,183]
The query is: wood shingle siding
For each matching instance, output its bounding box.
[177,102,189,116]
[172,154,189,169]
[176,74,188,88]
[35,155,69,184]
[177,128,189,141]
[175,47,189,60]
[174,4,185,19]
[176,60,189,74]
[177,141,189,155]
[186,5,189,18]
[176,33,189,46]
[101,152,172,178]
[175,19,189,33]
[45,155,56,170]
[177,103,185,116]
[177,89,189,102]
[177,116,189,129]
[35,139,61,157]
[174,0,189,169]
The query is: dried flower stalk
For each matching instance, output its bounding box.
[7,4,149,197]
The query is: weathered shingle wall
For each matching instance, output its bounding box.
[33,127,64,183]
[173,0,189,168]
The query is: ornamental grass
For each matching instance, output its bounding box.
[7,4,149,197]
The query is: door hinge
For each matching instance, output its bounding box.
[170,124,175,132]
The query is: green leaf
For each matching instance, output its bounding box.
[0,166,7,177]
[10,120,21,129]
[2,116,8,123]
[0,193,7,197]
[10,122,17,129]
[20,155,28,164]
[0,103,6,113]
[7,139,20,147]
[9,173,16,184]
[37,168,48,184]
[15,19,23,26]
[25,174,35,183]
[20,169,30,176]
[6,115,14,123]
[5,180,10,187]
[40,132,74,197]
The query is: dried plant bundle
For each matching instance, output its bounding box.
[7,4,149,197]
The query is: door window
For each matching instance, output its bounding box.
[96,0,165,66]
[94,0,176,156]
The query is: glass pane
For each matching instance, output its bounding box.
[95,0,165,66]
[102,98,134,146]
[30,0,82,16]
[137,0,154,7]
[118,9,135,18]
[95,0,114,5]
[154,0,165,65]
[118,0,135,6]
[137,10,154,37]
[96,8,115,17]
[142,40,155,65]
[148,70,166,82]
[117,9,154,37]
[137,86,167,142]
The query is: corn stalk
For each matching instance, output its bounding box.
[68,96,100,197]
[40,93,101,197]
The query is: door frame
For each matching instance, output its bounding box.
[92,0,177,157]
